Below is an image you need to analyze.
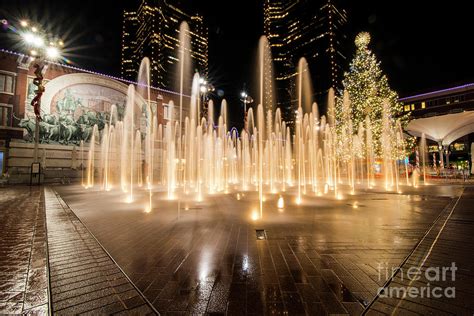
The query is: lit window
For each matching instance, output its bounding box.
[404,105,410,111]
[421,102,426,109]
[411,104,415,110]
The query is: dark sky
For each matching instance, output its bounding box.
[1,0,473,120]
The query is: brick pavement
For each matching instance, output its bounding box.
[0,186,49,314]
[44,187,157,315]
[55,184,466,315]
[365,187,474,315]
[3,183,472,315]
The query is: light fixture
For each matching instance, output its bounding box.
[46,46,60,59]
[23,32,35,44]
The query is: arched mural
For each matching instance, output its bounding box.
[19,73,146,145]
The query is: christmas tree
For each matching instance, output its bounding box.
[339,32,410,157]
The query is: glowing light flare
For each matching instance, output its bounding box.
[251,210,259,221]
[295,196,302,205]
[277,196,284,209]
[243,255,249,271]
[23,32,44,47]
[46,46,60,59]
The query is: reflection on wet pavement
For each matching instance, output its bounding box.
[54,184,465,314]
[0,186,48,314]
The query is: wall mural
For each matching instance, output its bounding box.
[19,83,127,145]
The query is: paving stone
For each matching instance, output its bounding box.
[0,186,48,314]
[46,183,474,315]
[44,187,156,314]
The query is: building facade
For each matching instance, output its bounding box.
[0,49,187,182]
[263,0,348,120]
[121,0,208,89]
[402,83,474,169]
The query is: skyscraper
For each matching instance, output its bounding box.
[121,11,138,81]
[264,0,348,119]
[121,0,208,89]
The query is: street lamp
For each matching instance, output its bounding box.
[240,91,253,126]
[199,78,214,119]
[17,20,63,164]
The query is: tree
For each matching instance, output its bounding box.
[339,32,410,157]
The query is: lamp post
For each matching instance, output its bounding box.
[17,20,63,163]
[240,91,253,129]
[199,78,214,119]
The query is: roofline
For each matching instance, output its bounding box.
[399,82,474,102]
[0,48,189,97]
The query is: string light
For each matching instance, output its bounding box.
[336,32,413,159]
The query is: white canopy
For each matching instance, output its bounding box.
[406,111,474,146]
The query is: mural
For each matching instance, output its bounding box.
[20,83,127,145]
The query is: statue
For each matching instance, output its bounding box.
[31,62,45,121]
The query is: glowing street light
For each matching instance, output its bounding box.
[199,77,214,118]
[22,32,44,47]
[16,19,65,166]
[46,46,60,59]
[240,91,254,124]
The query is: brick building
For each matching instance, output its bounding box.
[0,49,189,182]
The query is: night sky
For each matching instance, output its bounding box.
[1,0,473,125]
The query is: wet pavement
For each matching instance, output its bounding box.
[0,186,48,314]
[1,183,473,315]
[366,187,474,315]
[44,187,156,315]
[52,183,473,315]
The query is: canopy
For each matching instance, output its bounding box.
[406,111,474,146]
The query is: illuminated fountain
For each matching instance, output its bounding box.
[82,27,411,216]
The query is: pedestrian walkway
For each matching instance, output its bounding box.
[0,186,48,314]
[44,187,157,315]
[365,187,474,315]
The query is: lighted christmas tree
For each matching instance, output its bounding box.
[339,32,410,157]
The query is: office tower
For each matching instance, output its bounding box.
[264,0,348,120]
[121,0,208,89]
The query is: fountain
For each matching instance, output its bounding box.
[81,26,412,216]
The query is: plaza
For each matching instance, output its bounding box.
[1,1,474,315]
[1,183,473,314]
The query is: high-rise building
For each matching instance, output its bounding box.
[264,0,348,119]
[121,11,138,81]
[121,0,208,89]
